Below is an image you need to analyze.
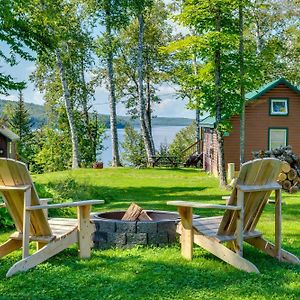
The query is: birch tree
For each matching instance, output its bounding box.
[93,0,129,167]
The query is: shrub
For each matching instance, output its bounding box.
[121,125,147,167]
[169,122,196,162]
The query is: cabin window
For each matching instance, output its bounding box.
[269,128,288,150]
[270,98,288,115]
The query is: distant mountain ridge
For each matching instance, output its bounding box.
[0,99,193,128]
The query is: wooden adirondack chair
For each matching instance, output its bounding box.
[0,158,104,277]
[168,158,300,273]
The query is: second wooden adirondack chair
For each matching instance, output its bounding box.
[168,158,300,273]
[0,158,104,277]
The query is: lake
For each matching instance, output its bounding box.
[100,126,185,166]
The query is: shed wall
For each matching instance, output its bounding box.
[224,84,300,170]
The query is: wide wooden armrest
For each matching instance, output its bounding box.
[0,203,6,208]
[237,183,281,192]
[0,184,31,191]
[167,201,241,211]
[26,199,104,211]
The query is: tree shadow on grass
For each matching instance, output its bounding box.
[34,180,227,213]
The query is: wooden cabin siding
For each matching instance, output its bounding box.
[224,84,300,170]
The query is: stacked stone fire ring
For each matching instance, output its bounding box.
[91,210,181,249]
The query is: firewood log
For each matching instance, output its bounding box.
[287,168,297,181]
[293,177,300,185]
[282,180,292,190]
[289,184,299,194]
[281,162,291,173]
[278,172,287,182]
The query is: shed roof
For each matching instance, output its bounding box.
[0,127,20,141]
[245,77,300,101]
[199,78,300,128]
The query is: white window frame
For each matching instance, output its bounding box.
[270,98,288,115]
[269,128,288,150]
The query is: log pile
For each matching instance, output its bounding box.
[252,145,300,193]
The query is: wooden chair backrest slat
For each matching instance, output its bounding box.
[218,158,282,235]
[0,159,52,236]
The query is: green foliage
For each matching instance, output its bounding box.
[0,0,52,94]
[0,205,13,229]
[76,112,106,167]
[121,125,147,166]
[3,91,35,162]
[169,122,196,162]
[112,0,173,118]
[31,126,72,173]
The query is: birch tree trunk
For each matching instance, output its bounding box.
[214,7,227,187]
[137,14,155,165]
[105,5,121,167]
[55,48,80,169]
[239,1,246,165]
[145,75,155,154]
[192,53,201,155]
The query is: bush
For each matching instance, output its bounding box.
[121,125,147,167]
[169,122,196,162]
[31,126,72,173]
[0,203,13,229]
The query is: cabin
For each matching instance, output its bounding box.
[0,126,19,159]
[200,78,300,176]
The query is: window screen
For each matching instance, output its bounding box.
[269,129,287,150]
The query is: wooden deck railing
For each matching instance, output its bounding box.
[181,140,201,163]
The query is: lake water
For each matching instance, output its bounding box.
[100,126,185,166]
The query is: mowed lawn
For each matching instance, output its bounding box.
[0,168,299,299]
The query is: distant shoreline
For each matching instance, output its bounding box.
[0,99,193,129]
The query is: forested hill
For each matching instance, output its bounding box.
[0,99,193,129]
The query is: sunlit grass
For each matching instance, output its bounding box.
[0,167,299,299]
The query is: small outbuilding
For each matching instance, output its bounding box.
[200,78,300,176]
[0,126,19,159]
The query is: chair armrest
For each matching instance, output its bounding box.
[40,198,52,205]
[0,203,6,208]
[26,199,104,211]
[167,200,241,211]
[0,185,31,191]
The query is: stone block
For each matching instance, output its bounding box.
[148,233,168,245]
[126,233,147,245]
[107,232,126,245]
[168,232,177,244]
[93,231,108,243]
[116,221,136,233]
[98,220,116,232]
[137,221,157,234]
[157,221,176,234]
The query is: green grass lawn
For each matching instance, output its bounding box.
[0,168,299,299]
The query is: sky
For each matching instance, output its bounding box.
[0,40,195,119]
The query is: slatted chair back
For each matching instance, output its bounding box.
[0,158,52,236]
[218,158,282,236]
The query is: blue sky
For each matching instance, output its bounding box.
[0,42,195,119]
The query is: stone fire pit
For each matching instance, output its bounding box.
[91,210,180,249]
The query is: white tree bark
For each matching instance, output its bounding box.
[106,6,121,167]
[214,7,227,187]
[239,1,246,165]
[137,14,155,165]
[56,48,80,169]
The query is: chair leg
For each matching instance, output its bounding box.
[0,239,22,258]
[6,230,78,277]
[194,234,259,273]
[246,237,300,265]
[77,205,94,258]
